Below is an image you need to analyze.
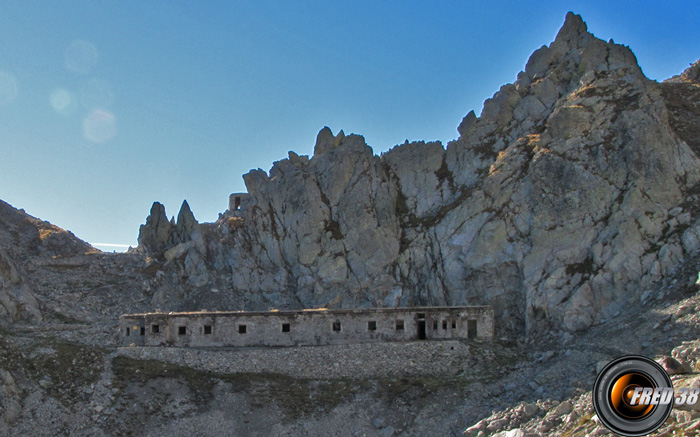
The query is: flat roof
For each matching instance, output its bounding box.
[120,306,492,319]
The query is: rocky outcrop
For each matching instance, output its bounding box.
[434,12,700,332]
[661,60,700,156]
[136,13,700,334]
[175,200,197,243]
[137,200,200,254]
[0,200,93,259]
[0,248,41,323]
[0,200,96,323]
[137,202,174,253]
[0,369,21,427]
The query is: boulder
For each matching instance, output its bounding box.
[657,356,692,375]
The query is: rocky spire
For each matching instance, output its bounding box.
[681,59,700,83]
[137,202,174,253]
[553,11,588,46]
[313,126,345,156]
[175,200,198,243]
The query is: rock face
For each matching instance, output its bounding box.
[137,202,174,253]
[136,13,700,334]
[137,200,200,254]
[0,200,94,323]
[0,247,40,323]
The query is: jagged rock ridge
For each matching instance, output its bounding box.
[137,12,700,335]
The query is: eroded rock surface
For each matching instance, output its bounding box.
[133,13,700,335]
[0,200,96,323]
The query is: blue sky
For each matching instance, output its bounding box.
[0,1,698,251]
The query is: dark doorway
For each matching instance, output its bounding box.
[468,319,477,339]
[417,320,426,340]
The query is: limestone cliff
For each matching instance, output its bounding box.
[136,13,700,335]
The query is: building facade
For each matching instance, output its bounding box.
[119,306,493,348]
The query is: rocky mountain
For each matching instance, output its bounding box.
[138,12,700,337]
[0,199,94,323]
[2,11,700,436]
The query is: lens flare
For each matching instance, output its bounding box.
[0,70,19,105]
[50,88,77,115]
[65,40,98,74]
[83,109,117,143]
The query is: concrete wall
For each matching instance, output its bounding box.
[121,318,146,346]
[228,193,250,211]
[119,306,493,348]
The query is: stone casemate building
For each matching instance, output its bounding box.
[120,306,494,347]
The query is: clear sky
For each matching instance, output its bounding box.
[0,1,698,251]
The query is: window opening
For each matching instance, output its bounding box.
[282,323,290,332]
[152,324,160,334]
[396,320,404,330]
[204,325,212,335]
[178,326,186,335]
[238,324,247,334]
[368,321,377,331]
[332,321,341,332]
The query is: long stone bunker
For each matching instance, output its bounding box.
[119,306,494,348]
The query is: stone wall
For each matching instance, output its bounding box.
[116,339,483,379]
[119,306,494,348]
[228,192,250,211]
